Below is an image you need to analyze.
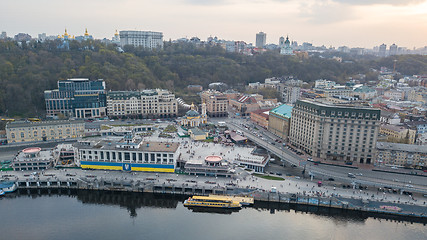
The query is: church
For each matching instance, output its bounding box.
[279,36,293,55]
[179,103,208,127]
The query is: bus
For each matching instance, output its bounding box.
[28,118,41,122]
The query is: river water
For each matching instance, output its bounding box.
[0,190,425,240]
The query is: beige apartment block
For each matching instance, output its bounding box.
[376,142,426,169]
[201,90,228,117]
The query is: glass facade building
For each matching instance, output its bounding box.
[45,78,107,118]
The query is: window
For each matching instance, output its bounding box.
[21,132,24,138]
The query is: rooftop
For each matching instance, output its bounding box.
[75,139,179,153]
[270,104,293,118]
[376,142,427,153]
[381,124,410,132]
[7,120,84,128]
[189,128,207,136]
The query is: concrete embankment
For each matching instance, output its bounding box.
[11,177,427,223]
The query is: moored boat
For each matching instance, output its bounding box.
[184,195,242,209]
[0,181,18,193]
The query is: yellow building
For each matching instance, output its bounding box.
[6,120,84,144]
[180,103,207,127]
[380,124,416,144]
[188,128,208,141]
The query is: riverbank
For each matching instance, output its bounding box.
[2,168,426,222]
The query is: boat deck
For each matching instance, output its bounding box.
[209,195,254,205]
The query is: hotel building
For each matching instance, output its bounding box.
[289,100,380,164]
[119,30,163,49]
[106,89,178,118]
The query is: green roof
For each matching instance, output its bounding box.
[354,86,376,93]
[270,104,293,118]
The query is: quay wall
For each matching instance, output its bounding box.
[14,179,427,223]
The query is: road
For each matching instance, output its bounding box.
[224,118,427,194]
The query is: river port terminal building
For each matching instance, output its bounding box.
[74,135,180,172]
[12,147,55,171]
[289,100,380,164]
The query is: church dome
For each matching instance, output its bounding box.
[186,109,200,117]
[285,36,290,45]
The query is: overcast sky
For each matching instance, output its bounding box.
[2,0,427,48]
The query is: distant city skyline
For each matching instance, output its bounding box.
[2,0,427,49]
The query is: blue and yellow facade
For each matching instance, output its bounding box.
[75,138,180,173]
[80,161,175,172]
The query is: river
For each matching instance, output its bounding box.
[0,190,425,240]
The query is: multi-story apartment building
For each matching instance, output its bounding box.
[314,79,336,89]
[106,89,178,118]
[281,86,301,104]
[289,100,380,164]
[6,120,84,144]
[314,88,353,98]
[44,78,106,119]
[119,30,163,49]
[255,32,266,48]
[376,142,426,169]
[201,90,228,117]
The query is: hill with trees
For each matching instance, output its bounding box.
[0,39,426,117]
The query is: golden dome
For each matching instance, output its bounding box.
[63,28,69,37]
[84,28,89,36]
[114,29,119,36]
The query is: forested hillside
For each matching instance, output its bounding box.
[0,39,426,117]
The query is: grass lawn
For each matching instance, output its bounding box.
[253,173,285,181]
[164,125,177,133]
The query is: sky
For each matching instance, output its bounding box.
[2,0,427,49]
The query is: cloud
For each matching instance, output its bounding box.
[334,0,426,6]
[299,2,355,24]
[183,0,231,5]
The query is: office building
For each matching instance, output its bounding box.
[289,100,380,164]
[6,120,84,144]
[119,30,163,49]
[106,89,178,118]
[256,32,266,48]
[44,78,107,119]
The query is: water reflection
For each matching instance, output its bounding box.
[7,188,427,225]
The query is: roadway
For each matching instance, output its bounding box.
[224,118,427,194]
